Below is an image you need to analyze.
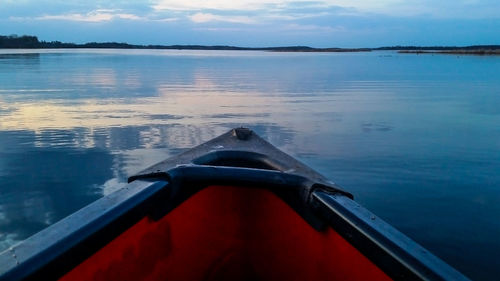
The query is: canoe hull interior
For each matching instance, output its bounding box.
[60,185,391,281]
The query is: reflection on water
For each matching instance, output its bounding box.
[0,49,499,280]
[0,53,40,66]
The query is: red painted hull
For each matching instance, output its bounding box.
[61,186,391,281]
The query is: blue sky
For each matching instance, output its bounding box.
[1,0,500,47]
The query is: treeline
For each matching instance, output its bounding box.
[375,45,500,51]
[399,49,500,55]
[1,34,500,52]
[0,35,141,49]
[0,36,370,51]
[0,35,40,48]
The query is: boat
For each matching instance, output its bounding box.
[0,128,469,281]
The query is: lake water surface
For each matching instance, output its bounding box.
[0,49,499,280]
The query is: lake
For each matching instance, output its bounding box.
[0,49,499,280]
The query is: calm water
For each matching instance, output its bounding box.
[0,49,499,280]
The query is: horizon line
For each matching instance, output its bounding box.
[2,34,500,51]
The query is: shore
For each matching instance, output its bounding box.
[2,35,500,54]
[399,49,500,55]
[0,35,372,52]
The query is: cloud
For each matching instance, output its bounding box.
[189,13,255,24]
[151,0,345,14]
[153,0,281,11]
[151,0,500,19]
[154,17,179,22]
[282,23,344,32]
[264,12,332,21]
[330,0,500,18]
[4,0,500,23]
[193,27,251,32]
[151,0,405,13]
[35,9,142,22]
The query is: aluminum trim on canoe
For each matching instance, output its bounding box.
[311,191,470,281]
[131,164,352,230]
[0,180,169,281]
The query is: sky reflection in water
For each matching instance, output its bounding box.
[0,49,499,280]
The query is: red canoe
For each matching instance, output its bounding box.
[0,128,469,281]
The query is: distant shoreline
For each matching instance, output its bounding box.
[399,50,500,55]
[0,35,370,52]
[1,35,500,54]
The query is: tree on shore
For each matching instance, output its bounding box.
[0,35,40,48]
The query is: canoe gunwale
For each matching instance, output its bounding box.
[311,191,469,281]
[0,180,170,281]
[130,164,352,230]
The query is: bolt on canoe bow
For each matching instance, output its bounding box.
[0,128,470,281]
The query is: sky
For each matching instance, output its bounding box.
[1,0,500,47]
